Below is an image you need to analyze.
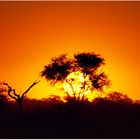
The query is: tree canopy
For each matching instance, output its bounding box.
[41,52,110,101]
[105,91,133,104]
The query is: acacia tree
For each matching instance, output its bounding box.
[41,52,110,101]
[3,80,40,115]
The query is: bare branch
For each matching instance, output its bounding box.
[78,81,86,101]
[66,80,75,97]
[3,83,19,100]
[21,80,40,98]
[3,82,18,100]
[3,82,12,91]
[65,91,71,98]
[13,89,20,98]
[8,91,17,100]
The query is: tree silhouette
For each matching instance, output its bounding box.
[41,52,110,101]
[105,91,133,104]
[0,84,7,105]
[3,80,40,115]
[73,52,110,100]
[47,95,63,105]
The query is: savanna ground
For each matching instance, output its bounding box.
[0,96,140,139]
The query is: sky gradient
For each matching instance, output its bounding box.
[0,2,140,99]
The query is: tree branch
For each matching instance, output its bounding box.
[3,82,12,91]
[8,92,17,100]
[3,82,18,100]
[21,80,40,98]
[65,91,71,98]
[66,80,75,98]
[13,89,20,98]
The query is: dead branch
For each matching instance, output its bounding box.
[21,80,40,99]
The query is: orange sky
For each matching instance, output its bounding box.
[0,2,140,100]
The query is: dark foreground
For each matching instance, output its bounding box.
[0,99,140,139]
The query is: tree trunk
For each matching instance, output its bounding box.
[73,93,76,100]
[81,94,85,101]
[18,99,23,117]
[77,93,81,101]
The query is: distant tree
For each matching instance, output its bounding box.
[0,84,7,105]
[47,95,63,105]
[3,80,40,115]
[105,91,133,104]
[41,52,110,102]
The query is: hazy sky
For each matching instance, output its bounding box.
[0,2,140,99]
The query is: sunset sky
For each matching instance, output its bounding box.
[0,2,140,100]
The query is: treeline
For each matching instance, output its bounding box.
[0,93,140,138]
[0,89,139,115]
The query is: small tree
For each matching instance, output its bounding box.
[105,91,133,104]
[3,80,40,115]
[41,52,110,101]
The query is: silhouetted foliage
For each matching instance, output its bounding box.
[46,95,63,105]
[41,52,110,101]
[134,100,140,104]
[90,72,110,91]
[105,91,133,104]
[0,83,8,106]
[74,52,104,74]
[41,54,73,84]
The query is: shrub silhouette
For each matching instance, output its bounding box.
[41,52,110,102]
[47,95,63,104]
[0,84,8,106]
[105,91,133,104]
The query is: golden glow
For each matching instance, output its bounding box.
[0,2,140,100]
[63,71,108,101]
[64,71,92,99]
